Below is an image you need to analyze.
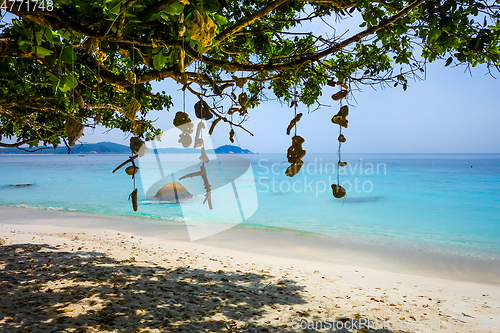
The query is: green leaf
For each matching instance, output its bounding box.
[61,46,77,64]
[58,75,78,92]
[107,0,124,15]
[445,57,453,67]
[199,0,218,13]
[61,30,72,40]
[18,39,32,51]
[213,14,228,26]
[153,48,168,70]
[162,1,184,15]
[34,31,43,45]
[46,72,59,82]
[32,46,53,57]
[43,29,54,44]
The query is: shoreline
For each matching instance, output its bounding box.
[1,206,500,285]
[1,207,500,332]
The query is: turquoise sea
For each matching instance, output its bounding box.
[1,153,500,261]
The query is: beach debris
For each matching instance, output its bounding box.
[112,155,138,173]
[285,160,304,177]
[180,164,212,209]
[111,137,145,211]
[125,97,141,121]
[174,112,194,148]
[194,101,213,120]
[285,135,306,177]
[287,136,306,164]
[185,10,217,48]
[286,113,303,135]
[328,79,349,89]
[174,111,191,127]
[229,128,235,143]
[178,123,194,148]
[65,117,84,146]
[125,71,137,84]
[209,118,221,135]
[331,90,348,101]
[199,147,210,163]
[232,76,247,88]
[130,188,138,211]
[130,137,147,157]
[178,131,193,148]
[331,184,346,198]
[238,93,248,107]
[154,182,193,203]
[194,122,205,148]
[332,105,349,128]
[125,165,139,175]
[329,81,351,198]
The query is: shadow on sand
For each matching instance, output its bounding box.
[0,243,396,332]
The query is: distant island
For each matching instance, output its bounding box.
[0,142,254,155]
[214,145,253,154]
[0,142,130,155]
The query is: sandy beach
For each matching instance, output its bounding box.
[1,207,499,332]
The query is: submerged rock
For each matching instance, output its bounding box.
[154,182,193,203]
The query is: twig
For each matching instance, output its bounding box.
[112,155,138,173]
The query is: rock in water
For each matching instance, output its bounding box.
[154,182,193,203]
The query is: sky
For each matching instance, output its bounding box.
[84,57,500,154]
[80,8,500,154]
[2,8,500,154]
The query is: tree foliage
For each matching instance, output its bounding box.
[0,0,499,151]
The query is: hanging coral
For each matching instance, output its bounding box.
[331,184,346,198]
[125,72,137,84]
[130,137,148,157]
[330,82,350,199]
[193,122,205,148]
[286,113,303,135]
[194,101,213,120]
[65,117,84,146]
[174,111,193,148]
[331,90,348,101]
[331,105,348,128]
[285,135,306,177]
[186,10,217,48]
[124,97,141,121]
[125,165,139,175]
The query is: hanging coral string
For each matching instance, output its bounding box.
[330,81,349,199]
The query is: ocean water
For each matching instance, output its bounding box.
[1,153,499,260]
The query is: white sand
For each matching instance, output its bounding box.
[0,207,499,332]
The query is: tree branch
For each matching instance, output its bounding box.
[0,139,38,148]
[306,0,356,8]
[214,0,290,46]
[6,7,65,31]
[199,0,426,72]
[0,38,34,57]
[117,0,139,38]
[141,0,178,17]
